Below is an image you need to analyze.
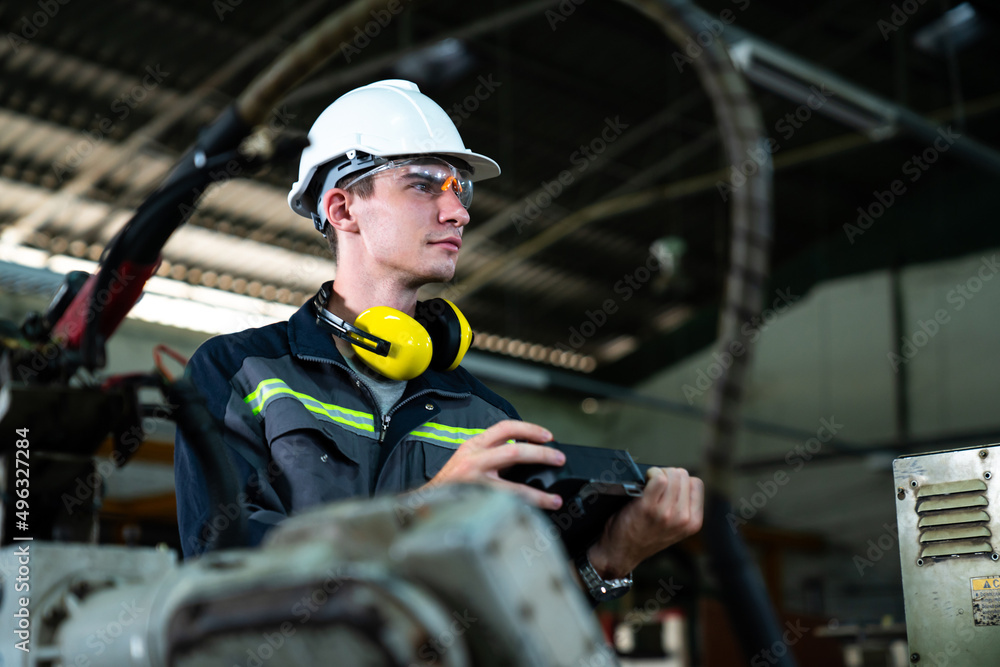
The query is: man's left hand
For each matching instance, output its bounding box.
[586,467,704,578]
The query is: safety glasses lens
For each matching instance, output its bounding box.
[399,163,473,208]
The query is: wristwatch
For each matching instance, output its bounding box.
[575,551,633,603]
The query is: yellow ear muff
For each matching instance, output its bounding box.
[414,298,474,372]
[441,299,473,371]
[352,307,433,381]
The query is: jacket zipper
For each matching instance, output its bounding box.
[297,354,386,441]
[372,387,472,491]
[378,388,470,443]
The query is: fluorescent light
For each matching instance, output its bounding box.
[0,242,296,334]
[392,38,474,85]
[728,38,899,140]
[129,291,294,335]
[45,255,98,275]
[654,305,693,333]
[597,335,639,363]
[0,242,48,268]
[914,3,986,55]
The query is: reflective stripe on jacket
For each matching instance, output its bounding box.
[174,286,519,558]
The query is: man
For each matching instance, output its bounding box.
[175,80,703,603]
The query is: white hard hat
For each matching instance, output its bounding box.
[288,79,501,224]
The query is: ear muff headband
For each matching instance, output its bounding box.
[314,288,472,380]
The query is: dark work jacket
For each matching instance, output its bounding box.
[174,288,520,558]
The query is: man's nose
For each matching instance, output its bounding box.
[439,189,470,227]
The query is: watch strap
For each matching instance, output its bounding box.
[575,551,632,603]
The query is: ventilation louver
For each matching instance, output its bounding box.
[916,479,992,559]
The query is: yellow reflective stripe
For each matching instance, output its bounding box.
[301,402,374,432]
[243,379,374,432]
[258,386,371,421]
[409,422,485,444]
[244,380,490,443]
[244,378,284,407]
[418,422,485,437]
[410,430,466,444]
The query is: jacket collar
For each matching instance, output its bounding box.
[288,281,477,394]
[287,282,346,364]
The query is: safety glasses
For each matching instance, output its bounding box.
[340,156,474,208]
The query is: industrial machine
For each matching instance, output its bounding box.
[0,485,614,666]
[894,444,1000,665]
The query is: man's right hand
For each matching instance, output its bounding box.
[425,419,565,510]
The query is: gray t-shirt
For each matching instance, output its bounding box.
[342,348,407,418]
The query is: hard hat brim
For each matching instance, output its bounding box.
[288,79,502,221]
[437,150,500,183]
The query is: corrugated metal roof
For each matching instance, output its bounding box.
[1,0,998,380]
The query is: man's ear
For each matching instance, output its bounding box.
[321,188,359,234]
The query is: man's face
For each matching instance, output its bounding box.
[348,158,472,287]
